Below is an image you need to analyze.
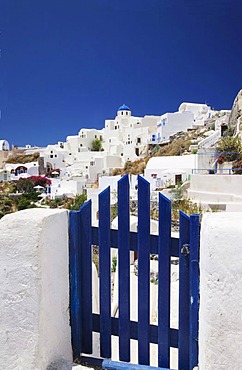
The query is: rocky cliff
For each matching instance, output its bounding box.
[229,89,242,134]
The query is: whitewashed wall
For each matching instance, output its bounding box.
[188,174,242,204]
[0,209,72,370]
[199,212,242,369]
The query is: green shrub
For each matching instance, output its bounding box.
[91,139,102,151]
[68,194,87,210]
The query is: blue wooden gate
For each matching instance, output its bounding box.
[69,175,200,370]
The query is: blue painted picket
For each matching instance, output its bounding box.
[118,175,131,362]
[69,174,200,370]
[158,193,171,369]
[80,201,92,354]
[138,177,150,365]
[178,212,190,369]
[99,187,112,359]
[189,214,200,370]
[69,211,82,360]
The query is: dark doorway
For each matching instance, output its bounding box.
[175,174,182,185]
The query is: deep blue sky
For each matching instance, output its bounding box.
[1,0,242,147]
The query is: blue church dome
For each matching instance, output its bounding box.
[118,104,131,111]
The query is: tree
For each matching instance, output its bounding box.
[91,139,102,151]
[16,178,34,193]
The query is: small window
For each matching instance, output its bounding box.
[55,155,57,157]
[121,112,123,115]
[50,155,53,158]
[126,112,128,115]
[121,153,123,156]
[51,150,53,154]
[95,135,97,138]
[86,166,88,169]
[115,126,117,130]
[69,153,72,155]
[90,161,95,166]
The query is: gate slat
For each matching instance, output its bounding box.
[91,226,180,257]
[158,193,171,368]
[80,201,92,354]
[137,176,150,365]
[92,313,178,348]
[99,187,111,358]
[69,211,82,360]
[178,211,190,370]
[118,175,130,362]
[189,214,200,370]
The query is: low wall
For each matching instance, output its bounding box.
[0,209,72,369]
[199,213,242,369]
[188,174,242,204]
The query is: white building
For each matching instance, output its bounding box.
[50,178,86,199]
[0,139,10,168]
[151,102,217,144]
[103,104,158,163]
[64,128,104,165]
[5,161,39,180]
[155,111,194,143]
[144,155,197,189]
[178,102,214,127]
[41,144,68,172]
[0,140,10,151]
[63,153,121,183]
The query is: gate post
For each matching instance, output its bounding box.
[199,213,242,369]
[0,209,72,369]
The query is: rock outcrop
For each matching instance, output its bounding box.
[229,89,242,135]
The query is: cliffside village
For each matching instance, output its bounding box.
[1,91,242,216]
